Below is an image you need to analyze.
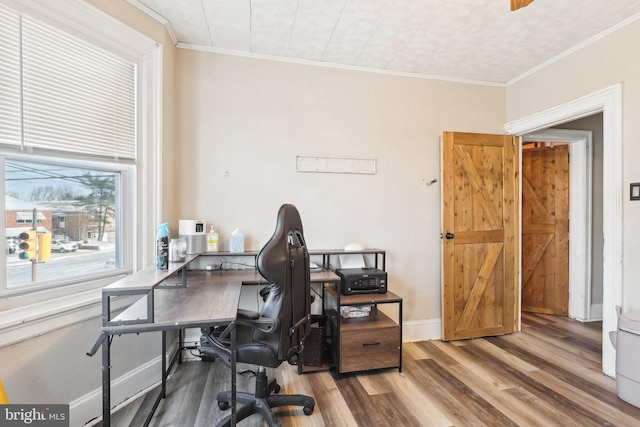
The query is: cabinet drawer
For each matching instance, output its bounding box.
[339,326,399,373]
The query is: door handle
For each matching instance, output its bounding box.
[445,232,455,240]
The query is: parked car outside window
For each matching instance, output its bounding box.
[6,239,17,254]
[51,239,78,253]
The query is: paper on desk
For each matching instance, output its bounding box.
[339,254,365,269]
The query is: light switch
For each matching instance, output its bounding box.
[631,183,640,200]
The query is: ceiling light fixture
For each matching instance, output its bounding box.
[510,0,535,11]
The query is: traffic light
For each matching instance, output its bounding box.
[18,230,36,260]
[38,233,51,262]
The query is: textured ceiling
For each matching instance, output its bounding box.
[128,0,640,84]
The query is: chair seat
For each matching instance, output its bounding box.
[200,326,282,368]
[236,343,280,367]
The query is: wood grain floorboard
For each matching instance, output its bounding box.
[487,335,617,401]
[420,358,518,426]
[459,342,609,427]
[399,356,492,426]
[306,373,358,426]
[426,344,551,426]
[334,376,420,426]
[101,314,640,426]
[377,369,454,427]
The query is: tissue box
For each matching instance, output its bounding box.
[229,234,245,253]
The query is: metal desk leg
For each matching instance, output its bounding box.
[399,298,403,372]
[142,330,184,426]
[102,333,111,427]
[231,322,236,426]
[162,331,167,398]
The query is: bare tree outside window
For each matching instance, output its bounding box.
[77,173,115,243]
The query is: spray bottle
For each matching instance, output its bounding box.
[156,222,169,270]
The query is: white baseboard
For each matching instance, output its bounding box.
[402,318,442,342]
[71,342,179,427]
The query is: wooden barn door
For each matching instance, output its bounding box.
[441,131,519,341]
[521,144,570,315]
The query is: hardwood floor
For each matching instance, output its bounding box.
[104,313,640,426]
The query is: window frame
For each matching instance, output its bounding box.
[1,154,133,293]
[0,0,162,347]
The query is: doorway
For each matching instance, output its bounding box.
[521,129,595,321]
[505,84,621,377]
[521,142,571,316]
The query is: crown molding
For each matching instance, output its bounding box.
[176,43,507,87]
[126,0,177,45]
[508,12,640,86]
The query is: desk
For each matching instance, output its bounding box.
[92,268,248,427]
[90,258,340,427]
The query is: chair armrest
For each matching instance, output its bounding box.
[238,316,279,334]
[236,308,278,332]
[237,308,260,320]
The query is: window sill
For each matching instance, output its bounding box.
[0,277,134,348]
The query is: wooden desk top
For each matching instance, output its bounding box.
[104,269,340,334]
[105,270,247,333]
[103,254,199,292]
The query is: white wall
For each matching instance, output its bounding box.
[507,17,640,312]
[174,49,507,334]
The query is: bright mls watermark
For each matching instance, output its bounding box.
[1,404,69,426]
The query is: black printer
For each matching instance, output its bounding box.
[335,267,387,295]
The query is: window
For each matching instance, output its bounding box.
[0,0,161,336]
[0,3,134,294]
[5,158,123,289]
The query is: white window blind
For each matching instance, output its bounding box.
[0,6,136,162]
[0,5,22,147]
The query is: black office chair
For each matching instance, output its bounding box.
[199,204,315,427]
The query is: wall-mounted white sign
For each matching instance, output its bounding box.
[296,155,377,174]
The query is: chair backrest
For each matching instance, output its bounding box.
[255,204,311,361]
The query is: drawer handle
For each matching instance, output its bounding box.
[362,342,381,347]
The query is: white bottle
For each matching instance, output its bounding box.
[207,226,219,252]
